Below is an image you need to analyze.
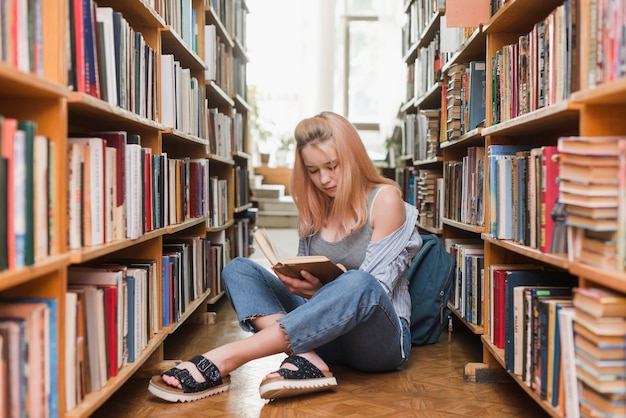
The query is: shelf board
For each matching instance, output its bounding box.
[411,156,442,167]
[161,26,207,71]
[0,63,69,98]
[481,100,579,137]
[441,26,486,75]
[570,77,626,105]
[90,0,165,28]
[166,289,213,334]
[68,218,208,265]
[484,0,565,34]
[0,254,70,292]
[162,128,210,147]
[449,304,484,334]
[417,224,443,235]
[570,261,626,293]
[440,128,483,149]
[415,82,442,110]
[481,234,569,270]
[68,92,165,132]
[442,218,485,234]
[480,336,562,418]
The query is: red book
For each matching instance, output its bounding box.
[72,0,85,92]
[491,264,543,349]
[144,148,152,232]
[492,269,507,348]
[188,161,200,218]
[540,145,559,253]
[1,118,18,269]
[103,286,118,378]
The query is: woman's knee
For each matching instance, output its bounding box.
[222,256,254,287]
[333,270,381,295]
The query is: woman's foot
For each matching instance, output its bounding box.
[259,354,337,399]
[148,355,230,403]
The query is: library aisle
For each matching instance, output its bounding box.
[92,229,549,417]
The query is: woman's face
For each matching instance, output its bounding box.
[300,143,340,198]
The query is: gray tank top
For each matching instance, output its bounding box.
[308,188,377,270]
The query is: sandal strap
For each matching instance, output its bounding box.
[162,355,224,393]
[275,355,325,380]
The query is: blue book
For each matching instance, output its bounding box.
[126,274,136,363]
[487,145,534,237]
[161,255,171,327]
[467,61,486,131]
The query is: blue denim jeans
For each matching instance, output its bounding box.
[222,257,411,372]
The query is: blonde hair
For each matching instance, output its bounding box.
[290,111,399,238]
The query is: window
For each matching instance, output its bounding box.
[340,0,403,161]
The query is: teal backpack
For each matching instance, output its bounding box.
[406,233,456,345]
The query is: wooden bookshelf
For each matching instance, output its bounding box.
[402,0,626,416]
[0,0,250,416]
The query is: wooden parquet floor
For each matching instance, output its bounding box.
[93,297,550,418]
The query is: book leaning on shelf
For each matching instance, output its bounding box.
[253,228,343,285]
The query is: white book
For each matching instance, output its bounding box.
[13,129,26,267]
[33,135,49,261]
[126,268,146,360]
[181,68,191,133]
[95,7,118,106]
[104,146,116,243]
[174,60,183,130]
[124,143,142,239]
[161,54,176,128]
[68,137,105,246]
[204,24,217,80]
[67,143,84,249]
[557,307,580,418]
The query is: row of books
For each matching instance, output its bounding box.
[394,166,444,231]
[160,54,206,138]
[69,2,158,120]
[557,136,626,272]
[401,109,441,162]
[401,0,440,55]
[487,144,564,254]
[0,0,43,76]
[0,297,58,418]
[446,239,484,325]
[445,61,486,141]
[67,261,157,409]
[443,145,485,227]
[0,117,54,272]
[483,264,578,414]
[65,234,214,411]
[66,130,232,249]
[491,0,577,124]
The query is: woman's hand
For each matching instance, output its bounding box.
[273,268,321,298]
[273,264,345,298]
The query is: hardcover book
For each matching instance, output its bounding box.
[253,228,343,285]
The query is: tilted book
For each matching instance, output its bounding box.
[253,228,343,285]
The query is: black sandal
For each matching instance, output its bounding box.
[259,355,337,399]
[148,355,230,402]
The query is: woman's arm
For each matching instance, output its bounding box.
[370,186,405,242]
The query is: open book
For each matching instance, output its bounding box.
[253,228,343,285]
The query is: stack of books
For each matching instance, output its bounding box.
[413,109,441,161]
[557,136,626,271]
[445,63,466,141]
[572,287,626,417]
[415,168,443,229]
